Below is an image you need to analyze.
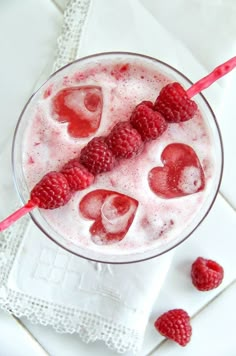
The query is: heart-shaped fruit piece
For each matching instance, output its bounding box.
[52,86,102,138]
[79,189,138,244]
[148,143,205,199]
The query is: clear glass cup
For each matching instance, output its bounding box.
[12,52,223,264]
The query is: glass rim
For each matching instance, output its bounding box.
[12,51,224,264]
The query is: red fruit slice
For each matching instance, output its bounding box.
[79,189,138,244]
[148,143,205,199]
[52,86,102,138]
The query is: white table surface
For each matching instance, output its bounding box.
[0,1,236,355]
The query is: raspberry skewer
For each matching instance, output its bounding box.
[0,56,235,232]
[154,56,236,123]
[0,162,94,232]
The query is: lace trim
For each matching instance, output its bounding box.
[0,212,142,353]
[53,0,91,72]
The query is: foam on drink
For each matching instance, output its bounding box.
[21,57,216,255]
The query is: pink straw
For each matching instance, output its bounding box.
[0,201,36,232]
[187,56,236,98]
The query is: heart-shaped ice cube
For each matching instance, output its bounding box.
[148,143,205,199]
[79,189,138,244]
[52,86,102,138]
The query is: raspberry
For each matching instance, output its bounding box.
[80,137,114,175]
[154,309,192,346]
[61,158,94,191]
[130,102,167,141]
[106,122,143,159]
[154,82,198,123]
[30,171,72,209]
[191,257,224,291]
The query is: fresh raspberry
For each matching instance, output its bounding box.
[154,82,198,123]
[61,158,94,191]
[106,122,143,159]
[30,171,72,209]
[80,137,114,175]
[191,257,224,291]
[154,309,192,346]
[130,102,167,141]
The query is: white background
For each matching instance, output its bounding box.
[0,0,236,355]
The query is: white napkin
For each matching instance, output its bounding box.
[0,0,235,354]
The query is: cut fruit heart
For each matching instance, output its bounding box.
[148,143,205,199]
[79,189,138,244]
[52,86,102,138]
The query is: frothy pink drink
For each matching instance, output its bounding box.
[11,53,223,263]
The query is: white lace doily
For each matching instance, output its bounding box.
[0,218,142,354]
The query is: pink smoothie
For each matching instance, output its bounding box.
[22,56,217,257]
